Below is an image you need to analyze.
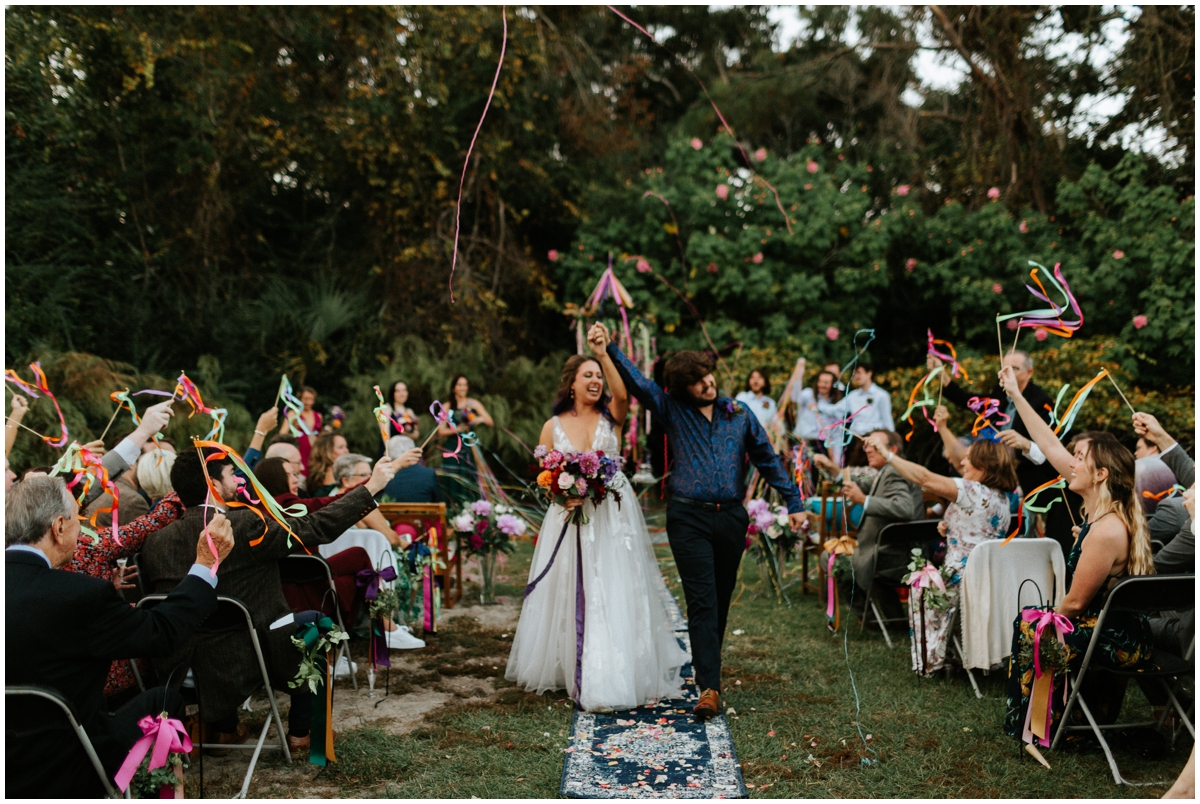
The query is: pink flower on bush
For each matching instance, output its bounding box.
[806,161,819,174]
[752,252,764,264]
[690,138,703,150]
[896,185,910,197]
[1019,221,1028,233]
[1006,319,1019,331]
[1034,329,1049,341]
[905,258,917,272]
[469,532,484,551]
[803,183,812,190]
[636,258,651,273]
[548,249,559,261]
[754,148,768,162]
[470,500,492,517]
[825,327,839,341]
[987,187,1000,199]
[715,184,729,200]
[707,262,718,273]
[992,283,1004,294]
[1113,249,1125,259]
[1133,314,1148,329]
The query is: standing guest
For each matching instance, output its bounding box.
[787,363,847,464]
[604,333,804,720]
[279,385,324,471]
[844,359,894,436]
[5,392,28,456]
[438,375,494,506]
[6,475,233,798]
[380,436,446,503]
[863,430,1016,676]
[735,369,776,428]
[383,380,421,441]
[308,432,350,496]
[998,366,1155,746]
[823,362,847,394]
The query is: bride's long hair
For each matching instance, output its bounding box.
[551,355,614,422]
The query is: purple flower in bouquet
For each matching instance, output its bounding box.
[470,500,493,517]
[543,450,565,469]
[577,451,601,476]
[754,510,776,531]
[746,499,769,518]
[496,514,526,537]
[469,532,484,550]
[533,444,548,459]
[575,478,588,496]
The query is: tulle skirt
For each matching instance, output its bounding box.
[505,480,689,711]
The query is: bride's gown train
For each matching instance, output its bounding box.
[505,416,690,712]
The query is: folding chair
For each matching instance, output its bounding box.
[278,553,357,690]
[1050,574,1196,786]
[5,685,121,798]
[378,502,460,608]
[138,595,292,799]
[860,519,942,649]
[813,481,858,606]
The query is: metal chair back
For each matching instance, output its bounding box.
[5,685,120,798]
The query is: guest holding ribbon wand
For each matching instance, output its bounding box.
[437,375,493,506]
[996,364,1155,750]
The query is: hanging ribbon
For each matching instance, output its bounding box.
[582,258,636,354]
[278,375,314,438]
[966,396,1011,438]
[1020,609,1074,746]
[372,386,392,447]
[1051,370,1108,437]
[170,373,227,443]
[295,617,338,767]
[1144,484,1186,501]
[823,536,856,631]
[900,368,945,441]
[192,439,308,550]
[113,713,192,793]
[996,262,1083,339]
[1002,476,1068,544]
[926,330,969,382]
[908,562,946,675]
[357,566,398,670]
[51,441,119,546]
[4,362,69,448]
[424,527,440,633]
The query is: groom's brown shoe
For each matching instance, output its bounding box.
[694,688,721,721]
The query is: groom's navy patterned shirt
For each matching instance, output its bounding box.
[607,344,802,514]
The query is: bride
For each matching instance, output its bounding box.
[505,323,689,711]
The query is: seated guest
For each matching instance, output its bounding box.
[6,476,233,798]
[84,460,150,527]
[380,436,446,503]
[998,367,1155,745]
[1135,436,1160,460]
[139,438,176,455]
[136,448,177,506]
[138,449,397,753]
[1133,412,1194,487]
[308,432,349,496]
[331,452,417,544]
[862,430,1016,676]
[1148,485,1194,656]
[735,368,776,428]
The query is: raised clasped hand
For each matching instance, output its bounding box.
[587,322,610,356]
[997,365,1020,399]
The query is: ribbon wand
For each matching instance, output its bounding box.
[1104,374,1137,415]
[96,391,129,444]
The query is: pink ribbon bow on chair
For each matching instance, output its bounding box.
[1020,609,1074,747]
[908,563,945,597]
[114,713,192,793]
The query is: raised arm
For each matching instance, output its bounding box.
[1134,412,1194,487]
[605,341,668,419]
[588,323,629,426]
[998,366,1073,478]
[933,405,969,468]
[5,394,27,456]
[864,431,960,502]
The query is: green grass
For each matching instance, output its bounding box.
[228,526,1189,798]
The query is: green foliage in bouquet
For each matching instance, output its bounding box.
[903,548,956,611]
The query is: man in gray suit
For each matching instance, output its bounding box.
[816,429,925,613]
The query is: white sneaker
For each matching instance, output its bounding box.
[385,627,426,650]
[334,655,358,679]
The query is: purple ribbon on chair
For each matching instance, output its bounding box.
[357,566,398,669]
[114,713,191,793]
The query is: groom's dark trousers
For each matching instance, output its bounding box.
[666,497,749,693]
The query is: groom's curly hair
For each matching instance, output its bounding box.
[663,351,716,399]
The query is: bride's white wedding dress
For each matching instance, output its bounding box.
[505,416,689,711]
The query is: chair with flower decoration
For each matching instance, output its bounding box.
[377,503,459,608]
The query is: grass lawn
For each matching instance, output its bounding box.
[307,529,1189,798]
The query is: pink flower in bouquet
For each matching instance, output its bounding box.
[1113,249,1125,259]
[807,161,819,174]
[896,185,910,197]
[752,252,764,264]
[754,510,775,531]
[496,514,526,537]
[557,472,576,490]
[548,249,559,262]
[905,258,917,272]
[469,532,484,550]
[543,449,565,469]
[533,444,548,459]
[991,283,1003,294]
[754,147,768,162]
[575,478,589,496]
[987,187,1000,200]
[715,184,729,200]
[1019,220,1028,233]
[636,258,652,273]
[577,451,601,475]
[1132,314,1148,329]
[746,499,769,517]
[470,500,493,517]
[1034,329,1049,341]
[825,327,839,341]
[690,138,704,150]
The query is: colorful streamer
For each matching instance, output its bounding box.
[4,362,69,448]
[926,330,969,382]
[372,386,392,447]
[113,713,192,793]
[161,373,228,443]
[278,375,314,438]
[192,439,308,550]
[967,395,1011,438]
[110,389,167,455]
[1051,370,1108,437]
[1020,609,1074,747]
[1002,475,1068,544]
[1143,484,1186,501]
[996,261,1083,338]
[583,258,636,354]
[900,367,945,441]
[448,6,507,302]
[51,441,120,546]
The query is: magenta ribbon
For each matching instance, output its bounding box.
[114,714,192,793]
[967,395,1012,428]
[1020,608,1075,747]
[826,552,837,621]
[430,401,465,459]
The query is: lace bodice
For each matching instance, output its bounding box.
[552,415,619,455]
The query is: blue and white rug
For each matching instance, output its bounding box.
[560,583,747,798]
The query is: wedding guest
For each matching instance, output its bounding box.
[823,362,847,394]
[308,432,349,496]
[788,363,847,463]
[439,375,493,506]
[138,449,396,754]
[844,359,894,435]
[1135,436,1161,460]
[383,380,421,441]
[1148,485,1194,657]
[279,385,323,470]
[380,436,446,503]
[863,430,1016,676]
[332,452,421,545]
[999,366,1155,746]
[243,406,280,469]
[735,369,776,428]
[136,448,177,505]
[1133,412,1194,488]
[6,475,233,798]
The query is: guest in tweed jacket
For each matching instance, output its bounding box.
[139,448,403,747]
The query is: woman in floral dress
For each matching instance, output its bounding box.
[863,432,1017,675]
[997,367,1154,747]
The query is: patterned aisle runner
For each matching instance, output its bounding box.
[559,578,747,798]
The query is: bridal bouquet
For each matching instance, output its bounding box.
[534,445,624,523]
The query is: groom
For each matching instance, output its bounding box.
[598,324,804,720]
